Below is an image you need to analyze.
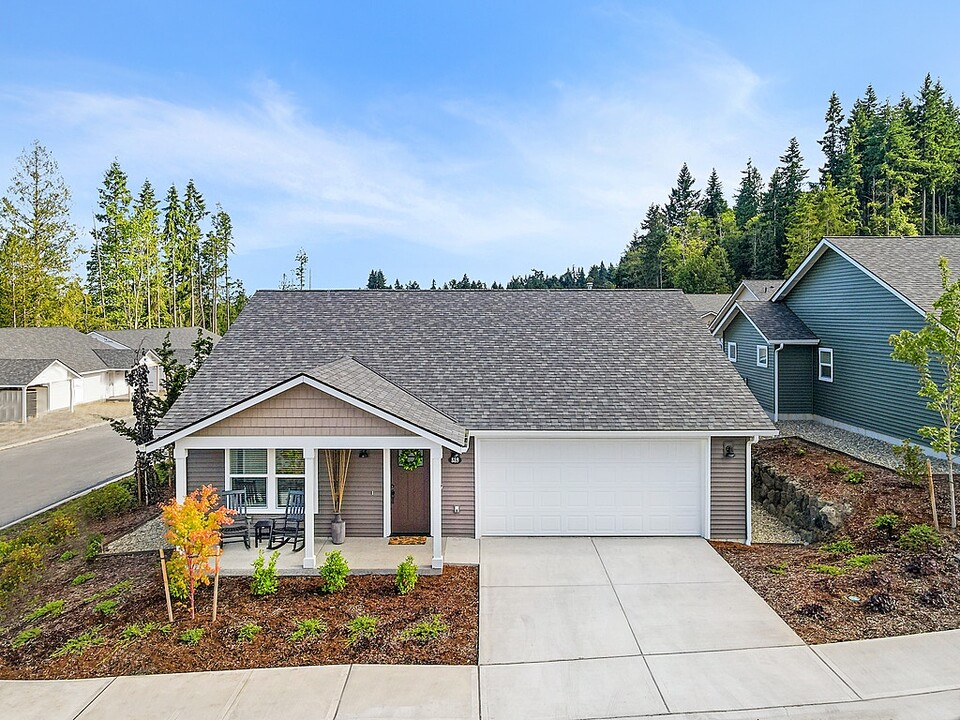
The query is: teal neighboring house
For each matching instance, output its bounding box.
[712,236,960,448]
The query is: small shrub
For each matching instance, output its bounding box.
[898,524,941,552]
[395,555,418,595]
[94,599,119,616]
[0,543,44,592]
[71,572,95,586]
[400,614,448,643]
[873,513,900,536]
[843,470,865,485]
[84,534,104,563]
[845,554,881,569]
[59,550,78,562]
[237,623,262,643]
[810,563,845,576]
[918,588,947,608]
[766,561,789,575]
[251,550,280,596]
[345,615,378,646]
[821,538,855,556]
[794,446,807,457]
[290,618,326,642]
[166,553,189,601]
[179,628,204,645]
[892,439,926,486]
[119,622,170,643]
[796,603,828,621]
[39,513,77,545]
[52,626,105,657]
[79,483,134,521]
[826,460,850,474]
[11,626,41,649]
[91,580,133,600]
[864,591,897,613]
[319,550,349,594]
[25,600,64,622]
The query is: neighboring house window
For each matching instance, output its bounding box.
[228,448,307,511]
[275,449,305,507]
[727,342,737,362]
[819,348,834,382]
[228,449,268,508]
[756,345,768,368]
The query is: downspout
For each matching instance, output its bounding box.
[773,344,784,422]
[746,435,758,545]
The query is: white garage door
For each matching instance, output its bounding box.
[479,438,705,536]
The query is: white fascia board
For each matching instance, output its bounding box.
[768,339,820,345]
[469,429,779,439]
[772,239,830,302]
[178,435,452,450]
[29,360,83,384]
[709,282,753,333]
[143,374,467,453]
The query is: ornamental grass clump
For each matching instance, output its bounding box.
[161,485,234,619]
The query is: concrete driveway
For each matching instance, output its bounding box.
[0,423,133,527]
[479,537,856,719]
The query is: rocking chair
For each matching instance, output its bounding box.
[219,490,251,549]
[267,489,305,552]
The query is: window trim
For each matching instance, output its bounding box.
[727,341,738,362]
[756,345,768,368]
[226,448,307,513]
[818,348,834,382]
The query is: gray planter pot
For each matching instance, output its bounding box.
[331,514,346,545]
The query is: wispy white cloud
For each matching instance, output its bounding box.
[0,16,784,284]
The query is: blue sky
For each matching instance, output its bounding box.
[2,2,959,290]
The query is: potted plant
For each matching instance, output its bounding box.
[324,449,351,544]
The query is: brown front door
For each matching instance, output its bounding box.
[391,450,430,534]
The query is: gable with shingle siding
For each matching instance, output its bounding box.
[194,383,416,438]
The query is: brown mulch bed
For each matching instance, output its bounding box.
[0,552,479,679]
[712,438,960,644]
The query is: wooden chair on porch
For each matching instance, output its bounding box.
[267,489,305,552]
[219,490,251,549]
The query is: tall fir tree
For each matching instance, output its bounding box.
[701,169,729,222]
[818,92,846,186]
[665,163,701,227]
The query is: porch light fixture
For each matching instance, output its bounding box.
[358,449,369,459]
[448,451,462,465]
[723,444,736,458]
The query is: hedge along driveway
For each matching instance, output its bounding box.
[0,423,133,527]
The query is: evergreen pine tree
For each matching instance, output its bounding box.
[665,163,701,227]
[818,92,846,186]
[702,169,729,221]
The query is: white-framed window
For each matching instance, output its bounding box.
[227,448,305,511]
[727,341,738,362]
[818,348,834,382]
[756,345,768,368]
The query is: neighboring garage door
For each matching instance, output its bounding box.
[479,438,705,536]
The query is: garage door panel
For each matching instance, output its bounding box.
[480,438,704,536]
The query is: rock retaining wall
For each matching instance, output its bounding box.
[752,459,849,543]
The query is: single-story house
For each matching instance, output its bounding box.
[144,289,776,570]
[683,293,728,325]
[0,327,159,423]
[712,236,960,448]
[88,327,220,388]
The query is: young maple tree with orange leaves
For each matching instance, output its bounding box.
[161,485,234,619]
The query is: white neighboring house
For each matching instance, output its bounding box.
[0,327,160,424]
[87,327,220,390]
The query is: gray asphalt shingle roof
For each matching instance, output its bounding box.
[92,348,142,370]
[737,301,818,343]
[0,359,60,386]
[155,289,773,441]
[741,279,784,300]
[684,294,726,314]
[307,356,467,446]
[0,327,129,375]
[826,236,960,313]
[92,327,220,352]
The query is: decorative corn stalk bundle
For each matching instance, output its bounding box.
[324,449,352,513]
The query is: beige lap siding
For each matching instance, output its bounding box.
[442,439,475,537]
[710,437,748,541]
[316,449,384,537]
[186,448,226,495]
[194,384,416,437]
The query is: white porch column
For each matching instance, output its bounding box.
[429,443,443,569]
[68,379,75,413]
[173,444,188,501]
[20,387,27,424]
[302,447,317,569]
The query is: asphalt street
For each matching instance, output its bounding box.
[0,423,134,527]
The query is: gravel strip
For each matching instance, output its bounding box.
[777,420,959,474]
[105,517,170,554]
[751,502,803,544]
